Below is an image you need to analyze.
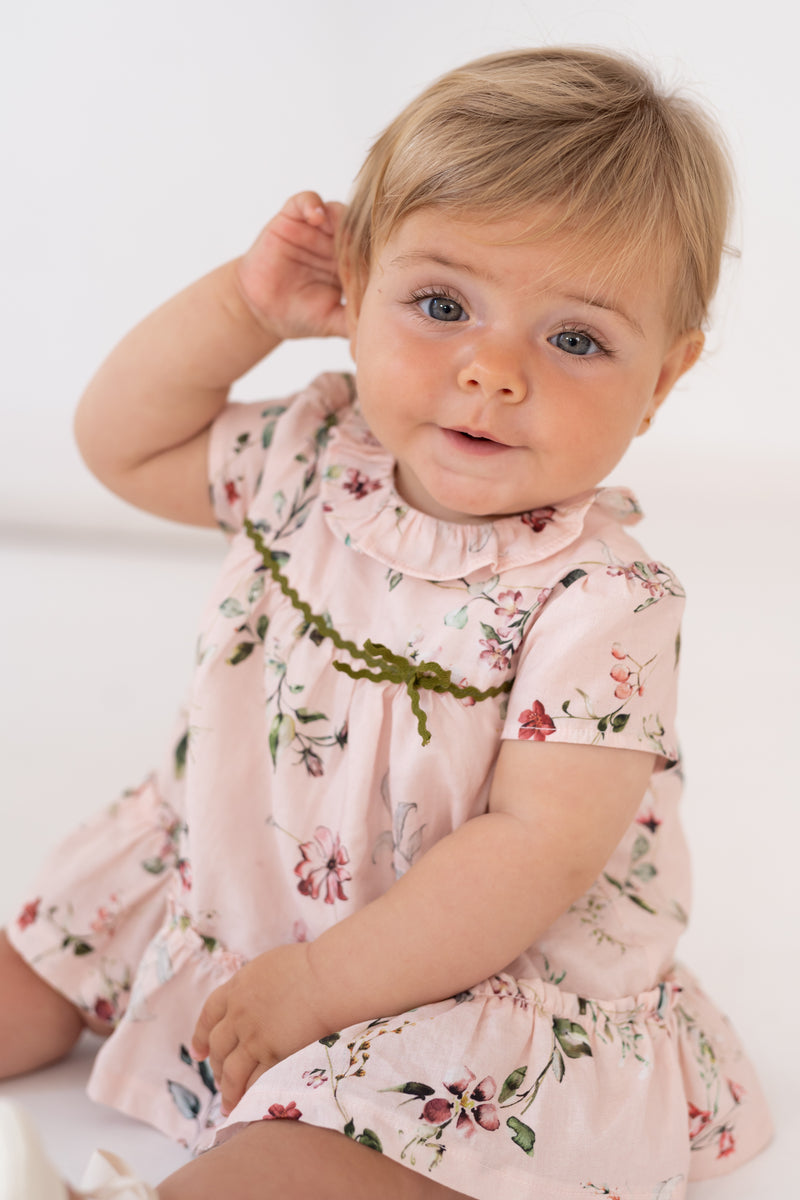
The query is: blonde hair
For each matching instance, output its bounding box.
[339,47,735,334]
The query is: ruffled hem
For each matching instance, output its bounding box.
[320,403,643,581]
[209,963,771,1198]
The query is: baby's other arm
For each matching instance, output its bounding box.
[192,740,655,1114]
[310,740,655,1023]
[74,193,347,526]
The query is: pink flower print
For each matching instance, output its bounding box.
[727,1079,746,1104]
[301,748,324,778]
[90,895,120,934]
[343,468,382,499]
[16,898,40,931]
[295,826,351,904]
[521,506,556,533]
[609,663,634,700]
[717,1128,736,1158]
[302,1068,328,1089]
[293,919,309,943]
[422,1070,500,1137]
[178,859,192,890]
[224,480,241,504]
[518,700,556,741]
[93,997,115,1023]
[264,1101,302,1120]
[479,638,512,671]
[636,811,661,834]
[494,589,523,620]
[457,677,476,707]
[611,642,626,660]
[688,1101,712,1140]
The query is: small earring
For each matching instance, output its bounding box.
[642,413,654,429]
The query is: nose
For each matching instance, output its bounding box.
[456,335,527,404]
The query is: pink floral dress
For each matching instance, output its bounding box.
[10,375,771,1199]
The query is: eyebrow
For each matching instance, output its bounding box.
[389,250,501,284]
[562,293,644,338]
[389,250,644,337]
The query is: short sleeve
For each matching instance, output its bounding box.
[501,559,684,762]
[208,400,288,534]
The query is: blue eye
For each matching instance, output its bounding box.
[420,296,466,322]
[550,330,600,356]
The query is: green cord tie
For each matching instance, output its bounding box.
[244,518,512,746]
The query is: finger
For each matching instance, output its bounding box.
[206,1020,239,1086]
[284,190,327,227]
[219,1043,262,1116]
[190,987,228,1059]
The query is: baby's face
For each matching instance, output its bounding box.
[345,208,701,524]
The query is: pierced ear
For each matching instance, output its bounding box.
[637,330,704,437]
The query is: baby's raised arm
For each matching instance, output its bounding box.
[74,193,347,526]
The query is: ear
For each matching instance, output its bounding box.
[337,253,366,360]
[637,330,704,435]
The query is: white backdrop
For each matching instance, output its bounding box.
[1,0,798,533]
[0,3,798,1193]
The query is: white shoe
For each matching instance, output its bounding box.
[0,1101,157,1199]
[78,1149,158,1198]
[0,1102,67,1199]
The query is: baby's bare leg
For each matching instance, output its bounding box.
[158,1120,470,1200]
[0,929,107,1077]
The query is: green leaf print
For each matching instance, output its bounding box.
[444,605,469,629]
[356,1129,383,1152]
[174,731,188,779]
[256,614,269,641]
[553,1018,593,1059]
[632,834,649,862]
[507,1116,536,1155]
[142,857,166,875]
[72,941,94,956]
[384,1082,436,1098]
[319,1033,341,1048]
[219,598,246,617]
[559,568,587,588]
[498,1066,527,1103]
[198,1058,217,1094]
[248,576,265,604]
[611,713,630,732]
[269,713,295,766]
[226,642,255,665]
[479,621,500,641]
[295,709,326,723]
[552,1046,565,1082]
[168,1081,201,1120]
[627,893,657,914]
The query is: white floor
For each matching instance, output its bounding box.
[0,452,797,1194]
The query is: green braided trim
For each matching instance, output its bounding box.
[244,518,512,746]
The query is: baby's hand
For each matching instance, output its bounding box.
[190,942,330,1116]
[236,191,348,342]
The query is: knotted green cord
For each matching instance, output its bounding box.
[244,519,512,746]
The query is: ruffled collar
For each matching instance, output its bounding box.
[320,402,642,582]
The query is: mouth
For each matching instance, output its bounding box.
[442,427,513,455]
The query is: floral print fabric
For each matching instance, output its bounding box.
[9,374,771,1196]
